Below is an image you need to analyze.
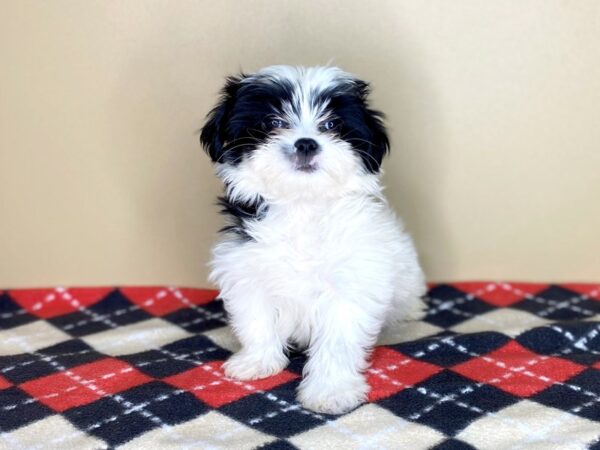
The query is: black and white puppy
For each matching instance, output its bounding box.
[201,65,426,414]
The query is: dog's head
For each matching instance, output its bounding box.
[200,66,389,202]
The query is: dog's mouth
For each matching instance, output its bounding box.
[292,153,318,173]
[296,163,318,173]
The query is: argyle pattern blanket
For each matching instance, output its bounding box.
[0,283,599,450]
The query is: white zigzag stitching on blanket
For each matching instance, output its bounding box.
[1,290,209,450]
[0,347,219,412]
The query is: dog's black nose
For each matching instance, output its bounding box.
[294,138,319,154]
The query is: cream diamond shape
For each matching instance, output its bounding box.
[290,403,445,450]
[202,325,241,353]
[0,321,71,355]
[457,400,600,450]
[451,308,553,337]
[378,320,443,345]
[5,415,106,449]
[82,318,192,356]
[118,411,275,450]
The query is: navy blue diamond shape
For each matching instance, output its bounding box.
[425,285,495,328]
[121,336,230,378]
[532,368,600,422]
[0,386,54,431]
[43,339,105,367]
[65,396,155,447]
[87,289,153,327]
[392,332,510,367]
[220,380,331,438]
[513,286,600,321]
[431,438,478,450]
[0,352,52,385]
[589,437,600,449]
[0,292,37,329]
[257,440,300,449]
[48,310,113,337]
[48,290,152,337]
[118,381,208,424]
[162,301,228,333]
[0,339,104,384]
[163,335,231,359]
[64,393,160,446]
[516,322,600,366]
[378,370,517,436]
[119,349,198,379]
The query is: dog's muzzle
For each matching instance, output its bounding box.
[293,138,320,172]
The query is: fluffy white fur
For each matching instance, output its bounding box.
[205,66,426,414]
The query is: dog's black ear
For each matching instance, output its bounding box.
[353,80,390,172]
[200,75,244,163]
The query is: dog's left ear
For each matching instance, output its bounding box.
[200,75,244,163]
[354,80,390,173]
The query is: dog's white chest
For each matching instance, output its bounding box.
[255,204,332,282]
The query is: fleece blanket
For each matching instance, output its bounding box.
[0,283,599,449]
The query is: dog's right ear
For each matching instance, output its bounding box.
[200,75,244,163]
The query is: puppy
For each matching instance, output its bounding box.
[200,65,426,414]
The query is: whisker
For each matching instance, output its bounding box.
[214,136,265,164]
[342,136,378,147]
[246,128,269,139]
[346,146,381,168]
[222,142,256,153]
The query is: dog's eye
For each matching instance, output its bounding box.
[319,119,339,132]
[266,118,288,130]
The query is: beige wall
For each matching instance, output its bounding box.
[1,1,599,288]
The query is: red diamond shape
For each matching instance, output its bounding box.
[164,361,298,408]
[561,284,600,301]
[367,347,442,402]
[19,358,152,412]
[9,287,112,319]
[0,375,11,390]
[120,287,219,316]
[452,282,547,307]
[451,340,585,397]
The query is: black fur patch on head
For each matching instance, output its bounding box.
[320,81,390,173]
[200,75,294,164]
[217,195,268,240]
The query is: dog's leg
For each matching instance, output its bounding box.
[297,300,382,414]
[222,291,289,380]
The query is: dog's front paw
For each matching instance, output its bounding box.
[297,375,369,414]
[222,350,288,380]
